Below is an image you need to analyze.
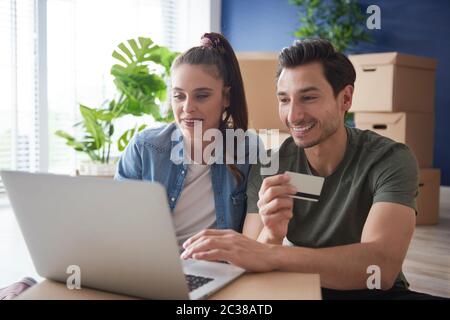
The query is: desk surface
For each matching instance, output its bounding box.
[17,272,321,300]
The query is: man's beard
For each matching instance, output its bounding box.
[290,118,339,149]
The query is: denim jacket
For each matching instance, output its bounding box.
[114,122,253,232]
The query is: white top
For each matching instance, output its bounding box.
[172,164,216,248]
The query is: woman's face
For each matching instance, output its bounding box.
[171,64,229,141]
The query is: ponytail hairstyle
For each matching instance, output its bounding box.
[171,32,249,185]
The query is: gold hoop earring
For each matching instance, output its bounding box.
[222,107,231,128]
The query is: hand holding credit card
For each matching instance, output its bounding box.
[285,171,325,202]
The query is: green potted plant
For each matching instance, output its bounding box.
[290,0,373,126]
[55,37,178,176]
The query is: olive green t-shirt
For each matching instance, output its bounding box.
[247,127,419,288]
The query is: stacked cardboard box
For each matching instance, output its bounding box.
[349,52,440,225]
[237,53,290,149]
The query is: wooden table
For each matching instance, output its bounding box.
[16,272,321,300]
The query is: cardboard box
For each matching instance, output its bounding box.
[416,168,441,225]
[237,53,287,132]
[349,52,437,112]
[354,112,434,167]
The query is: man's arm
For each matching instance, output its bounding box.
[182,201,415,291]
[242,213,263,240]
[243,213,282,244]
[261,201,415,290]
[249,173,296,244]
[242,169,416,290]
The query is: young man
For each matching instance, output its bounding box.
[181,39,442,299]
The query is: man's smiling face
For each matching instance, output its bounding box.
[277,61,351,148]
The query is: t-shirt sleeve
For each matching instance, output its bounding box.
[246,162,263,214]
[371,144,419,212]
[114,135,143,181]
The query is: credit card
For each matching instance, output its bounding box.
[285,171,324,202]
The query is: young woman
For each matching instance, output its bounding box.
[115,33,251,247]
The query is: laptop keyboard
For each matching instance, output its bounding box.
[185,274,214,292]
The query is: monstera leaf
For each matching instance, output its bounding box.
[111,37,177,121]
[55,37,177,164]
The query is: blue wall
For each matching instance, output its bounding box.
[222,0,450,185]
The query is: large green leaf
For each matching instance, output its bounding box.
[55,130,75,141]
[111,37,177,120]
[55,130,100,162]
[95,109,116,122]
[112,37,157,68]
[79,105,105,149]
[117,123,148,152]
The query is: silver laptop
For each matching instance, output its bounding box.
[0,170,245,299]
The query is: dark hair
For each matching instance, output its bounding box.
[277,38,356,96]
[171,32,248,184]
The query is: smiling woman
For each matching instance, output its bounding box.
[171,64,229,148]
[115,32,252,248]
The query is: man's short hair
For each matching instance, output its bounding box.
[277,38,356,97]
